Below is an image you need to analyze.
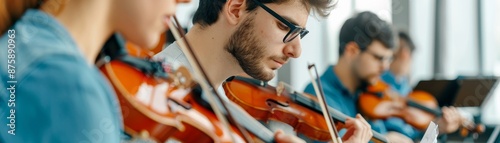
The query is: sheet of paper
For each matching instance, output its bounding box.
[421,121,439,143]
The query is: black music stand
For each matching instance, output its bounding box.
[413,76,499,107]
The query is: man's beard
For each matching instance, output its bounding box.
[224,16,274,81]
[352,59,375,90]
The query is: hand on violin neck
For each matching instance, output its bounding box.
[341,114,373,143]
[435,106,461,134]
[372,101,405,118]
[274,129,305,143]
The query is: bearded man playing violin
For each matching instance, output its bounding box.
[303,12,462,143]
[154,0,374,142]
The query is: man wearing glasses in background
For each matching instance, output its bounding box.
[154,0,374,142]
[303,11,415,143]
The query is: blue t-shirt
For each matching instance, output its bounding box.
[381,71,422,139]
[303,65,388,140]
[0,9,122,143]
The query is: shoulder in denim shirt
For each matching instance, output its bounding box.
[0,9,122,143]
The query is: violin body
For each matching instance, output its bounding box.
[359,80,485,136]
[98,35,245,142]
[223,76,337,141]
[358,81,438,130]
[223,76,389,143]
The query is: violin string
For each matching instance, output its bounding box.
[307,64,342,143]
[168,16,253,142]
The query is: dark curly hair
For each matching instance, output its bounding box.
[192,0,336,27]
[338,11,396,56]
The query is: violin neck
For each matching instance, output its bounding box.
[223,100,276,142]
[406,100,443,117]
[227,76,267,87]
[192,85,276,143]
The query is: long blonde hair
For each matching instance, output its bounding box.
[0,0,41,34]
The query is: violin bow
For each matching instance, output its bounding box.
[307,64,342,143]
[168,16,253,142]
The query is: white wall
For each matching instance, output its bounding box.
[479,0,498,78]
[409,0,436,85]
[355,0,393,22]
[481,0,498,76]
[497,0,500,76]
[175,0,199,29]
[442,0,479,78]
[409,0,499,86]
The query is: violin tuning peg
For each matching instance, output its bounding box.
[475,124,486,133]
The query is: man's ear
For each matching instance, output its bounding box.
[223,0,246,25]
[345,42,361,56]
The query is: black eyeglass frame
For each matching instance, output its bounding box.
[251,0,309,43]
[363,50,393,64]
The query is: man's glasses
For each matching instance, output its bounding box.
[251,0,309,43]
[364,50,393,64]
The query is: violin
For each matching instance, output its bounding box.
[223,76,389,143]
[97,34,251,142]
[358,80,485,137]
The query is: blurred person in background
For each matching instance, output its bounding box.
[303,11,415,143]
[0,0,189,142]
[380,31,462,141]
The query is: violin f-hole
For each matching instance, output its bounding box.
[167,97,192,110]
[266,99,290,107]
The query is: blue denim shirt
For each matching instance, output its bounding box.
[381,71,422,139]
[0,9,122,143]
[380,71,411,96]
[303,65,387,141]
